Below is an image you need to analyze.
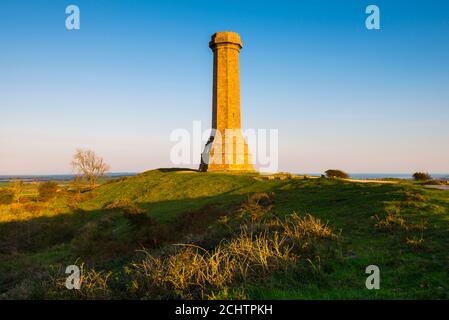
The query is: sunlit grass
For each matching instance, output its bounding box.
[1,169,449,299]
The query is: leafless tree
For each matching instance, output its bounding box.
[71,149,110,188]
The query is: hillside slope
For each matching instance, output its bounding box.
[1,169,449,299]
[84,169,281,221]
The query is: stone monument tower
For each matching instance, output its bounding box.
[199,31,254,172]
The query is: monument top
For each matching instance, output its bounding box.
[209,31,243,49]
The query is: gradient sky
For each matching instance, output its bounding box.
[1,0,448,174]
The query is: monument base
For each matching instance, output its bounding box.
[199,131,254,172]
[205,162,255,172]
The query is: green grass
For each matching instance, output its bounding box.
[1,169,449,299]
[84,170,281,220]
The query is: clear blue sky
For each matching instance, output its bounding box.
[1,0,448,174]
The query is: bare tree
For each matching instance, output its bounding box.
[71,149,110,188]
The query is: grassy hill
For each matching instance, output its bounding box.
[1,169,449,299]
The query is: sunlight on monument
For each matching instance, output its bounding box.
[200,31,254,172]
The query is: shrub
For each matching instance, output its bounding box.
[0,188,15,205]
[130,212,339,299]
[412,172,431,181]
[282,213,337,240]
[374,204,409,231]
[423,180,445,186]
[248,192,274,207]
[237,192,274,222]
[38,182,58,202]
[54,263,112,299]
[104,198,135,211]
[104,199,152,228]
[8,180,23,203]
[123,207,153,228]
[325,169,349,179]
[374,211,407,231]
[22,203,46,215]
[401,190,427,208]
[65,192,83,210]
[71,217,115,257]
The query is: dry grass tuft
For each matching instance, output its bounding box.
[129,212,339,299]
[374,204,408,231]
[406,236,425,250]
[374,198,428,250]
[374,212,408,231]
[282,213,337,240]
[236,192,274,222]
[55,263,112,299]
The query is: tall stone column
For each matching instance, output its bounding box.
[200,31,254,172]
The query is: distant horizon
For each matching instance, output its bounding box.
[1,170,448,178]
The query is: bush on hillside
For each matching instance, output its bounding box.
[412,172,431,181]
[237,192,275,222]
[130,212,339,299]
[423,180,445,186]
[71,217,117,257]
[22,203,47,215]
[0,189,15,205]
[325,169,349,179]
[8,180,24,203]
[104,199,153,228]
[38,181,58,202]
